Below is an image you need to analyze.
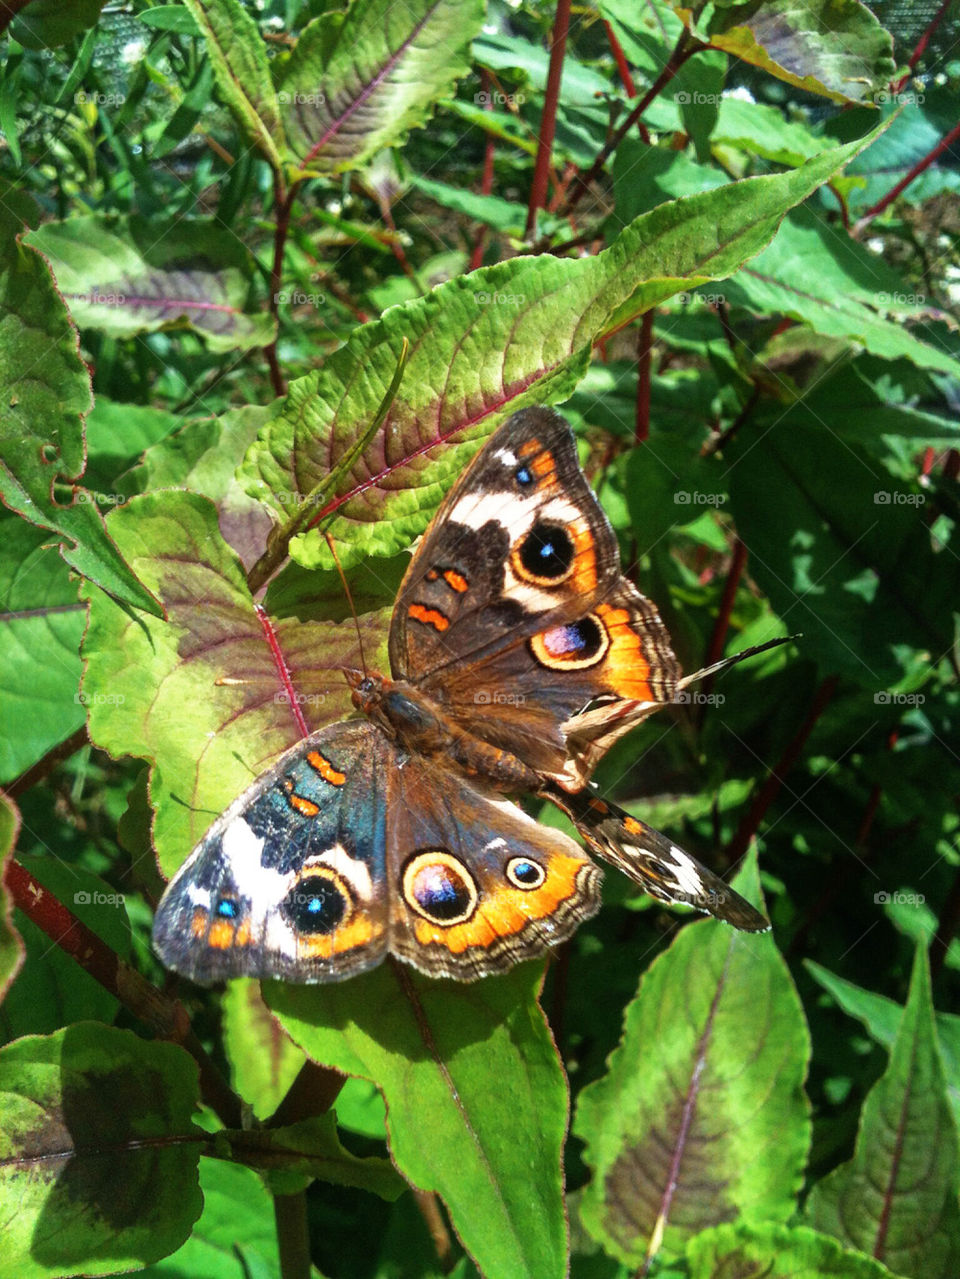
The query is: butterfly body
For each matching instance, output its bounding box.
[153,407,768,985]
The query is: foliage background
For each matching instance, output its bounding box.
[0,1,959,1277]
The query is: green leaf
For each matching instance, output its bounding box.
[138,1159,282,1279]
[79,491,388,874]
[0,518,85,784]
[0,206,161,618]
[671,0,896,105]
[182,0,286,174]
[239,128,886,574]
[0,1023,203,1278]
[687,1222,898,1278]
[9,0,105,50]
[721,207,960,377]
[221,978,306,1121]
[0,792,24,1003]
[223,1111,403,1200]
[25,216,275,353]
[806,959,960,1128]
[278,0,483,174]
[266,960,569,1279]
[807,944,960,1279]
[714,96,833,165]
[726,419,957,687]
[576,849,811,1268]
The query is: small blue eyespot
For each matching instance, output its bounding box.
[507,857,545,889]
[515,466,533,486]
[215,897,239,919]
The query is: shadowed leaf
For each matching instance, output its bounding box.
[0,1023,203,1278]
[807,944,960,1279]
[267,960,569,1279]
[576,850,810,1268]
[221,978,306,1121]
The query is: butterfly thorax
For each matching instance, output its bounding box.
[349,672,541,793]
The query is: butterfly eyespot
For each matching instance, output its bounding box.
[515,521,574,584]
[283,873,349,935]
[529,614,610,670]
[403,851,479,926]
[215,897,240,919]
[515,465,533,487]
[506,857,545,889]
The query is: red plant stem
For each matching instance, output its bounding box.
[7,725,89,798]
[5,858,243,1128]
[896,0,952,87]
[255,604,310,738]
[266,180,298,397]
[704,539,748,670]
[0,0,31,35]
[603,18,637,97]
[526,0,573,240]
[723,675,839,865]
[635,310,653,443]
[944,448,960,482]
[470,70,496,272]
[562,31,697,217]
[854,119,960,233]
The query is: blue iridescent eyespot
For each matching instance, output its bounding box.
[515,465,533,487]
[215,897,239,919]
[506,857,546,890]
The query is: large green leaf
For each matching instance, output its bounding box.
[726,419,957,687]
[25,216,275,354]
[576,851,811,1268]
[722,207,960,377]
[0,206,160,618]
[79,491,388,875]
[687,1222,898,1278]
[239,129,887,575]
[182,0,286,174]
[0,1023,203,1278]
[267,960,569,1279]
[221,978,306,1121]
[278,0,482,174]
[9,0,105,50]
[671,0,896,104]
[0,518,85,784]
[807,945,960,1279]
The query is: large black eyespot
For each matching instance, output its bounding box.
[517,522,574,582]
[282,874,347,935]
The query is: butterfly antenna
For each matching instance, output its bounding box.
[324,531,368,677]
